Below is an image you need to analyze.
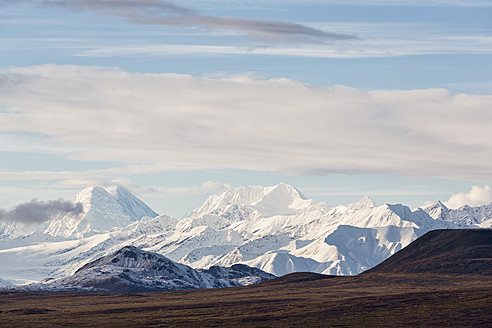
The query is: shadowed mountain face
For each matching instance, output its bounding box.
[364,229,492,275]
[199,264,275,286]
[13,246,275,293]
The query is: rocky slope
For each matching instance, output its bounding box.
[14,246,274,293]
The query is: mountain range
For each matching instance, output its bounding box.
[0,183,491,285]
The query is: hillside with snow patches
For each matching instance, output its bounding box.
[16,246,275,293]
[0,183,490,285]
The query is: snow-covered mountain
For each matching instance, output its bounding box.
[0,185,158,240]
[163,186,456,275]
[44,185,158,238]
[0,183,490,285]
[424,201,492,228]
[13,246,274,293]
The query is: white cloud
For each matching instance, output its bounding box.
[1,64,492,181]
[444,185,492,209]
[186,181,233,196]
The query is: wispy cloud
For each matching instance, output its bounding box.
[6,0,355,43]
[0,198,84,224]
[10,22,485,59]
[1,65,492,181]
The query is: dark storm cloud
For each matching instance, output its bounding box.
[0,199,84,224]
[7,0,356,43]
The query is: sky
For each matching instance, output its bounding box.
[1,0,491,218]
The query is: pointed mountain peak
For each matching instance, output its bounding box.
[349,196,376,209]
[271,183,307,200]
[45,184,158,238]
[422,200,450,220]
[104,183,132,197]
[73,185,107,202]
[422,200,448,211]
[435,200,448,209]
[75,184,133,202]
[192,183,312,218]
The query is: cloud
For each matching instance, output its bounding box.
[444,185,492,209]
[8,0,355,43]
[186,181,233,197]
[1,65,492,181]
[0,198,84,224]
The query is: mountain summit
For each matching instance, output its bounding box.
[44,185,158,238]
[192,183,313,218]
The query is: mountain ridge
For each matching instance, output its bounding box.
[424,200,492,227]
[1,183,491,284]
[12,246,275,293]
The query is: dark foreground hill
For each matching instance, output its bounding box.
[364,229,492,275]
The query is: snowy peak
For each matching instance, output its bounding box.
[348,196,377,209]
[269,183,307,201]
[74,185,157,221]
[193,183,313,218]
[424,200,448,213]
[104,184,157,221]
[44,185,158,238]
[423,200,449,220]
